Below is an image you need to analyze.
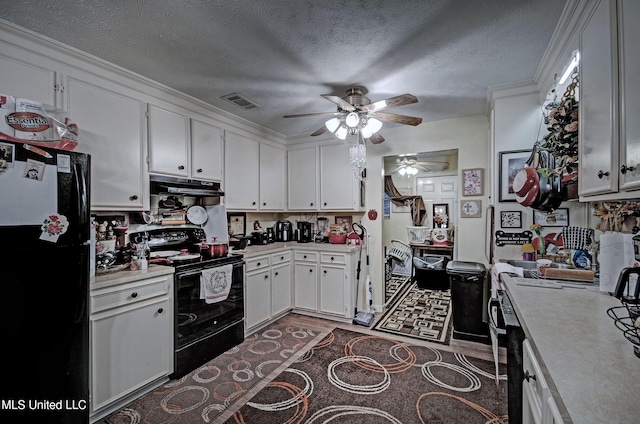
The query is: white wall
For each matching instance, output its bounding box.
[363,114,490,310]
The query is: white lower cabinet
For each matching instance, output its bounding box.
[522,339,564,424]
[294,250,356,320]
[245,251,293,332]
[90,274,173,418]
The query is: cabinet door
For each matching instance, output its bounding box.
[191,119,223,181]
[320,264,347,316]
[0,54,58,108]
[259,143,285,210]
[288,147,318,210]
[294,262,317,310]
[579,0,619,196]
[271,263,292,316]
[66,76,147,210]
[224,131,259,209]
[91,298,171,413]
[618,0,640,190]
[320,144,358,210]
[148,104,189,177]
[245,270,271,329]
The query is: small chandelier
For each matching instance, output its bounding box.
[349,132,367,181]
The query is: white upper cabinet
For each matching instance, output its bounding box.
[148,104,190,178]
[288,146,318,210]
[320,143,362,210]
[66,76,147,210]
[191,118,223,182]
[0,54,58,109]
[579,0,640,199]
[224,131,259,209]
[259,142,285,210]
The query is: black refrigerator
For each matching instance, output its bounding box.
[0,139,90,423]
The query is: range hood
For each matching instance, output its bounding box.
[150,175,224,197]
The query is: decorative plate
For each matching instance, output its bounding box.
[186,205,208,225]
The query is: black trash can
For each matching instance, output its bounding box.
[446,261,490,344]
[413,255,450,290]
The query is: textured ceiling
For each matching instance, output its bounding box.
[0,0,567,139]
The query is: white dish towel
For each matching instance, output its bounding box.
[200,264,233,304]
[490,263,523,298]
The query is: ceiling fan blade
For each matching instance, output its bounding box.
[375,112,422,126]
[414,164,431,172]
[283,111,339,118]
[364,94,418,112]
[389,164,404,174]
[310,126,328,136]
[368,133,385,144]
[418,161,449,171]
[321,95,356,111]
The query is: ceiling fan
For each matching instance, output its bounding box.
[283,87,423,144]
[389,156,449,175]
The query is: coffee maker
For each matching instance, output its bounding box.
[274,220,293,242]
[297,222,313,243]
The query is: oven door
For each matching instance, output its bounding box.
[174,260,244,350]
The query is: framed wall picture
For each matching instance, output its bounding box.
[533,208,569,227]
[462,168,483,196]
[461,199,482,218]
[500,211,522,228]
[433,203,449,227]
[335,215,352,232]
[499,150,531,202]
[227,212,246,236]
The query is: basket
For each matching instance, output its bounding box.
[607,299,640,358]
[388,239,411,263]
[407,226,430,244]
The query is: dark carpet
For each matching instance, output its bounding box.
[374,281,452,345]
[226,328,508,423]
[97,322,319,424]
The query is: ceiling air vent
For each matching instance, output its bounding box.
[221,93,260,110]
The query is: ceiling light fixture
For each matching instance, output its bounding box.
[349,132,367,181]
[324,111,383,141]
[559,50,580,84]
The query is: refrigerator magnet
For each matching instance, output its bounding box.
[23,158,45,181]
[40,213,69,243]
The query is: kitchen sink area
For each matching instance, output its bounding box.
[501,259,596,286]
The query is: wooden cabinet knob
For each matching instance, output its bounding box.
[130,195,139,201]
[157,308,164,314]
[196,168,203,173]
[131,292,138,298]
[178,165,185,170]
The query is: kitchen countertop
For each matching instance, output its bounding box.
[233,241,362,257]
[92,265,175,290]
[501,273,638,423]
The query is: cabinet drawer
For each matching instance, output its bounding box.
[294,251,318,262]
[91,276,169,313]
[245,255,270,272]
[271,251,291,266]
[320,253,346,265]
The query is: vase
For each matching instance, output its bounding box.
[537,236,545,255]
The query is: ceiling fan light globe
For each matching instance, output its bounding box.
[398,167,406,176]
[325,117,340,133]
[345,112,359,128]
[365,117,383,134]
[335,126,348,140]
[408,166,418,175]
[360,127,373,139]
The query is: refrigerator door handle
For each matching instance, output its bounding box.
[73,162,89,227]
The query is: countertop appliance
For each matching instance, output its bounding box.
[275,220,293,242]
[0,139,90,423]
[128,227,245,378]
[297,221,313,243]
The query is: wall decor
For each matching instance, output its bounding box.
[499,150,531,202]
[335,215,352,232]
[500,211,522,228]
[461,199,482,218]
[391,186,411,213]
[227,212,246,236]
[495,230,533,246]
[433,203,449,227]
[462,168,484,196]
[533,208,569,227]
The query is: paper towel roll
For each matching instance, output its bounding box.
[13,98,51,140]
[598,233,636,293]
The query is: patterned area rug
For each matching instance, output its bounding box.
[374,282,452,345]
[384,274,412,305]
[226,328,508,423]
[96,321,319,424]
